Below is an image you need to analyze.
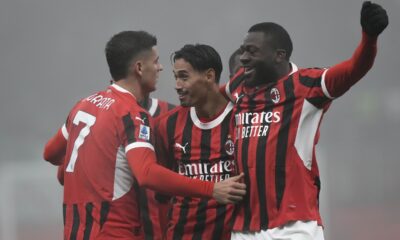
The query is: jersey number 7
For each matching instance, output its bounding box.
[66,110,96,172]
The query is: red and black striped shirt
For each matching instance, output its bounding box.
[155,103,236,240]
[61,84,154,239]
[224,32,378,231]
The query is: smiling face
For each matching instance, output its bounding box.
[173,58,210,107]
[239,32,278,87]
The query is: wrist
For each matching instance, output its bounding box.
[362,31,378,45]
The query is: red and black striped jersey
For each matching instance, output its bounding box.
[226,64,328,231]
[61,84,154,239]
[138,97,175,240]
[155,102,236,240]
[224,33,377,231]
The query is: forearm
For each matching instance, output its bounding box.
[43,128,67,166]
[324,32,377,98]
[127,148,214,198]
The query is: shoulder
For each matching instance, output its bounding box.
[297,67,327,78]
[154,106,184,124]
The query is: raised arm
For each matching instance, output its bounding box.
[322,1,388,98]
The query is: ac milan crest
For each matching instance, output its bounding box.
[225,135,235,156]
[270,87,280,103]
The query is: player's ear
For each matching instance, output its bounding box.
[205,68,216,83]
[130,60,143,76]
[275,49,287,63]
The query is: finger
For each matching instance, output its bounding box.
[362,1,372,9]
[227,195,244,203]
[365,7,384,18]
[229,188,247,196]
[232,182,247,190]
[228,172,245,181]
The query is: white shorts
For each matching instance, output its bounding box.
[231,220,324,240]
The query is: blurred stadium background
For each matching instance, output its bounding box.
[1,0,399,239]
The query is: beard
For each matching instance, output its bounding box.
[244,62,276,87]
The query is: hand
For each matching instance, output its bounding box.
[361,1,388,37]
[212,173,246,204]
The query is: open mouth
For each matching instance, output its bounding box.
[244,67,255,76]
[177,91,188,100]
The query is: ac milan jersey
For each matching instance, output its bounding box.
[61,84,154,239]
[225,63,332,231]
[224,32,378,232]
[155,103,236,240]
[138,97,175,240]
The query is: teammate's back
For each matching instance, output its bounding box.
[62,84,149,239]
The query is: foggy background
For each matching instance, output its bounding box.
[1,0,399,239]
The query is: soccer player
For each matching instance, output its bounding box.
[43,31,246,240]
[55,95,175,240]
[155,44,237,240]
[223,2,388,239]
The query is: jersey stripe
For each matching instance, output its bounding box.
[192,128,212,239]
[192,199,208,240]
[99,201,110,229]
[63,203,66,226]
[61,124,69,139]
[239,96,253,230]
[83,202,94,240]
[294,100,323,170]
[321,69,334,99]
[172,113,193,239]
[256,90,272,229]
[148,98,158,116]
[139,187,153,240]
[172,197,191,239]
[298,75,321,88]
[275,76,295,209]
[212,204,227,240]
[122,113,136,144]
[166,112,179,170]
[70,204,80,240]
[125,142,154,152]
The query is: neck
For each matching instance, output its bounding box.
[139,94,150,109]
[195,86,228,119]
[245,62,292,88]
[114,78,145,102]
[275,62,292,81]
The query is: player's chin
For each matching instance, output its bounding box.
[179,100,190,107]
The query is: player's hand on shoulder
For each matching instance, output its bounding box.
[361,1,388,37]
[212,173,246,204]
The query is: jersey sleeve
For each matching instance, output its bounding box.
[322,32,377,99]
[298,32,377,110]
[126,147,214,198]
[43,125,68,166]
[121,110,155,154]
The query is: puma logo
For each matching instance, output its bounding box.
[175,142,189,154]
[135,116,147,124]
[234,93,244,103]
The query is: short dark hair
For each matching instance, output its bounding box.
[248,22,293,60]
[105,31,157,81]
[229,48,241,77]
[172,44,223,83]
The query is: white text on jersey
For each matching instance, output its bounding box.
[85,93,115,110]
